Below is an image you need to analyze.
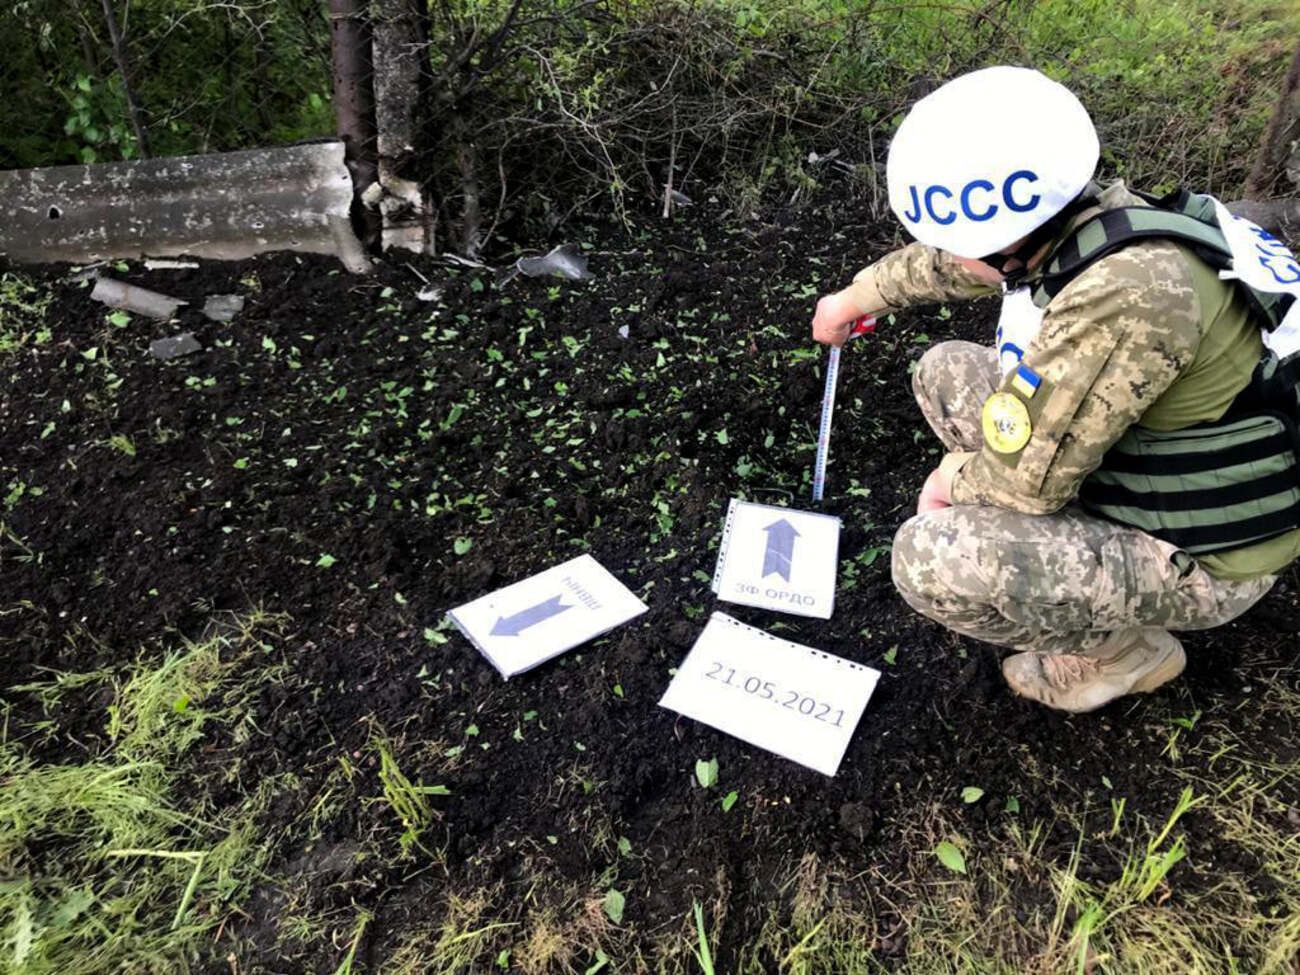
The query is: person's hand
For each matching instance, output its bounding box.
[917,466,952,515]
[811,290,867,347]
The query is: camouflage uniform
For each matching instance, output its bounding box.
[851,182,1278,654]
[894,340,1274,653]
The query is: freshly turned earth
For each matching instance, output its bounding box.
[2,192,1297,970]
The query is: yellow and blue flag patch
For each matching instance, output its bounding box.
[1010,364,1042,400]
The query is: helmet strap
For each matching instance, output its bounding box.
[983,191,1099,291]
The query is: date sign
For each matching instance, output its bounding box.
[659,612,880,776]
[711,500,840,619]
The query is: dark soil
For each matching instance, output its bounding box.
[3,188,1298,972]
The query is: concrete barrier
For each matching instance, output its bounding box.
[0,141,371,273]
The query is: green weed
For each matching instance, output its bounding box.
[0,273,53,363]
[692,900,717,975]
[694,758,719,789]
[333,909,372,975]
[372,734,450,858]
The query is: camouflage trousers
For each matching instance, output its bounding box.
[890,340,1275,654]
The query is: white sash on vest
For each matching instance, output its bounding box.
[1210,199,1300,359]
[994,286,1045,376]
[995,202,1300,369]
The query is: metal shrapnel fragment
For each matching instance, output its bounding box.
[92,277,186,320]
[203,294,245,322]
[498,244,592,286]
[149,333,203,361]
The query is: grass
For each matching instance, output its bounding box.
[702,679,1300,975]
[333,910,372,975]
[693,900,717,974]
[371,732,450,858]
[333,660,1283,974]
[0,611,287,974]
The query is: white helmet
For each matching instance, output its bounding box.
[886,66,1099,259]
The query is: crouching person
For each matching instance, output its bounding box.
[812,66,1300,712]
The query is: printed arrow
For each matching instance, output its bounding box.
[762,518,800,582]
[491,595,571,636]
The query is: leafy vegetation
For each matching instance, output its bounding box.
[390,0,1299,246]
[2,0,1294,241]
[373,732,451,857]
[0,0,331,168]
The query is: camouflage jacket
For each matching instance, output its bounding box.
[860,181,1260,518]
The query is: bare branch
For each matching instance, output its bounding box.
[99,0,151,157]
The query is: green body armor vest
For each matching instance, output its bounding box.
[1030,190,1300,555]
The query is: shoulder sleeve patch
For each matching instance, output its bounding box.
[982,392,1032,454]
[1011,364,1042,399]
[981,368,1058,468]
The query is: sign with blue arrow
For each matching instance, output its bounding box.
[490,595,571,636]
[761,518,800,582]
[448,554,648,678]
[712,499,841,619]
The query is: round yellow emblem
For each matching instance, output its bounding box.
[982,392,1032,454]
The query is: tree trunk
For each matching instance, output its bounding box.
[70,0,102,79]
[99,0,150,158]
[1226,197,1300,238]
[372,0,435,252]
[373,0,431,164]
[454,114,483,259]
[1244,43,1300,199]
[329,0,381,247]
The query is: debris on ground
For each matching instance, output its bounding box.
[91,277,187,319]
[498,243,592,285]
[144,258,201,270]
[148,332,203,360]
[5,211,1296,974]
[203,294,245,322]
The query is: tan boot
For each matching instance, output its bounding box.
[1001,628,1186,713]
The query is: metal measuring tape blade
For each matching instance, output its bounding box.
[812,316,876,502]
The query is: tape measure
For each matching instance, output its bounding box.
[812,316,875,502]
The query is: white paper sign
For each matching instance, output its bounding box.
[659,612,880,776]
[447,554,647,678]
[711,499,840,619]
